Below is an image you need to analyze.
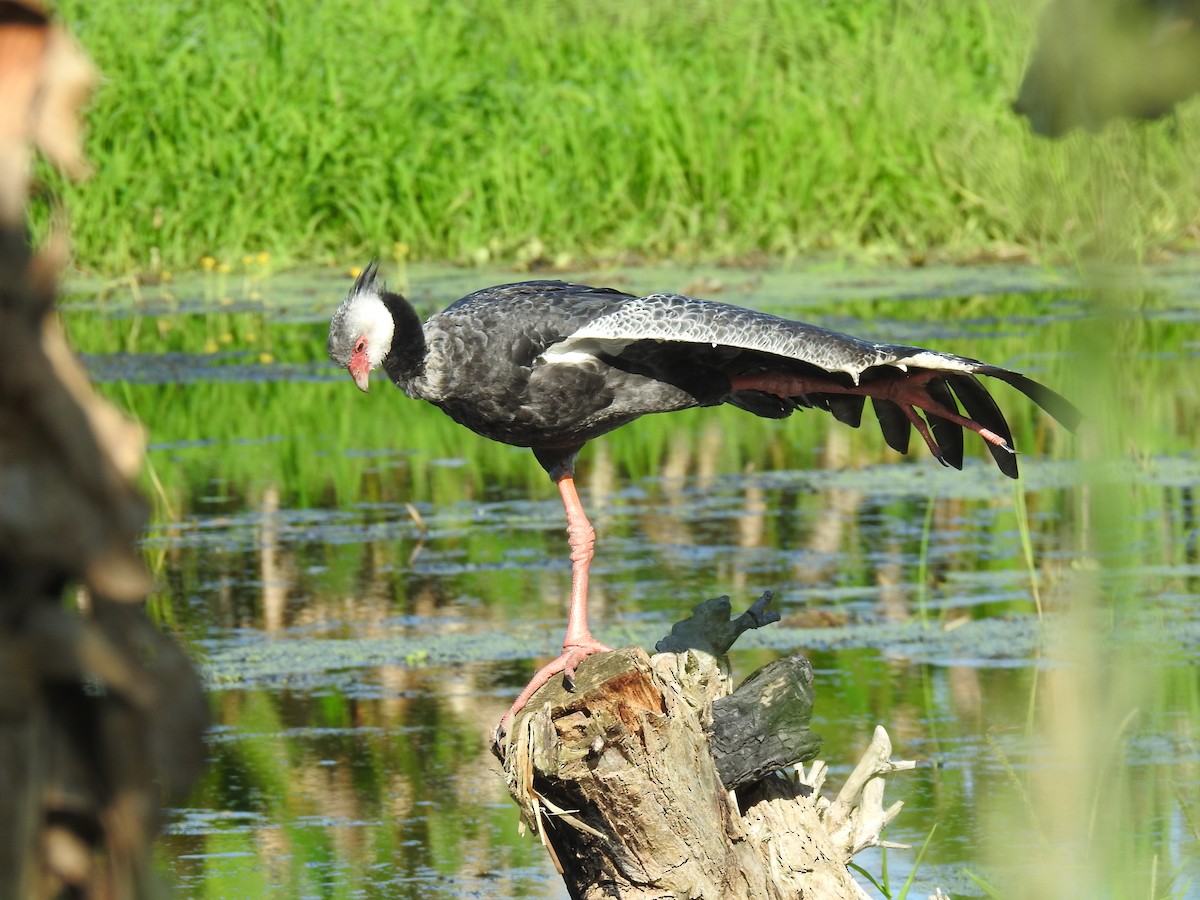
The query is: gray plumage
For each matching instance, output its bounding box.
[542,291,978,381]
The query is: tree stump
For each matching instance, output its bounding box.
[494,595,913,899]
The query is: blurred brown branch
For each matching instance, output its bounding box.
[0,3,208,897]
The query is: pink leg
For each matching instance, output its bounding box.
[497,473,611,739]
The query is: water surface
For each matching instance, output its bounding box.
[66,262,1200,898]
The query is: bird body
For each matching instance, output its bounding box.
[328,261,1080,736]
[396,282,697,454]
[331,265,1076,473]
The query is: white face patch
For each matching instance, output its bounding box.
[328,288,395,369]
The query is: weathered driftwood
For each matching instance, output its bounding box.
[654,592,822,791]
[495,596,914,899]
[655,590,781,657]
[709,653,823,791]
[0,7,208,897]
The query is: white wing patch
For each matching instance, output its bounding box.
[538,337,634,367]
[538,347,598,366]
[887,350,981,374]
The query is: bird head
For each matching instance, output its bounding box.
[327,259,395,392]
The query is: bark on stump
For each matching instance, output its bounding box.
[495,596,913,899]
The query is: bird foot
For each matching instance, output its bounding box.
[494,636,613,745]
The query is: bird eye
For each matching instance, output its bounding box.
[354,337,366,354]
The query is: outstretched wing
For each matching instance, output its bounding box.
[543,291,1080,478]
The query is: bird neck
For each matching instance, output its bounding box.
[380,291,426,383]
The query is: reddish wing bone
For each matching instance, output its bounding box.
[730,369,1013,462]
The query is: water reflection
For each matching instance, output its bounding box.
[154,451,1085,897]
[148,445,1200,896]
[64,275,1200,898]
[165,682,561,899]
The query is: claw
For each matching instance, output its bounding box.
[495,636,612,742]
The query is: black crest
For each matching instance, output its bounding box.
[351,258,382,296]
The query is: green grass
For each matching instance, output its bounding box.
[42,0,1200,275]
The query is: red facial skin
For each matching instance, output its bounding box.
[348,336,370,392]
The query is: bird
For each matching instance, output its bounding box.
[327,261,1081,738]
[1013,0,1200,137]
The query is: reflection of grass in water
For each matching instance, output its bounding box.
[106,374,1082,528]
[166,687,549,899]
[62,290,1088,517]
